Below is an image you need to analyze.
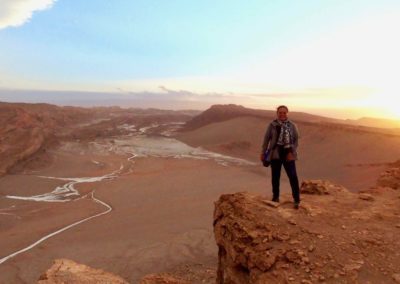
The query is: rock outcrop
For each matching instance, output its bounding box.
[0,102,95,176]
[377,167,400,189]
[37,259,129,283]
[213,179,400,283]
[0,105,48,175]
[38,259,209,284]
[300,180,347,195]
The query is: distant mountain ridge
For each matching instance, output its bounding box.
[182,104,343,131]
[346,117,400,129]
[183,104,400,131]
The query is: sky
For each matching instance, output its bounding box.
[0,0,399,119]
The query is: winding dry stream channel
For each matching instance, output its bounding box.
[0,123,255,265]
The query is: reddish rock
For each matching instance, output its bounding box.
[37,259,128,283]
[300,179,348,195]
[0,102,94,176]
[213,192,308,283]
[358,193,375,201]
[377,167,400,189]
[393,273,400,283]
[213,187,400,284]
[140,273,190,284]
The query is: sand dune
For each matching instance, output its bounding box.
[182,104,343,131]
[177,110,400,191]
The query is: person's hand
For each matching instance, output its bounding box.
[260,153,265,161]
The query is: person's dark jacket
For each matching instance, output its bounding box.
[261,119,300,161]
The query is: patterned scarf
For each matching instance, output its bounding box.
[277,120,293,148]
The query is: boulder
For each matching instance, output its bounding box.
[300,179,348,195]
[38,259,128,284]
[377,167,400,189]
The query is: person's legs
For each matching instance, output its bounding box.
[270,159,282,201]
[283,160,300,203]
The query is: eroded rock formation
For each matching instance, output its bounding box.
[377,167,400,189]
[37,259,129,283]
[0,102,94,176]
[213,179,400,283]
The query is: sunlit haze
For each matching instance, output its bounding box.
[0,0,399,120]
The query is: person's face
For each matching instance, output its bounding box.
[277,107,288,121]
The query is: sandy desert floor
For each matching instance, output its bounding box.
[176,115,399,192]
[0,123,293,283]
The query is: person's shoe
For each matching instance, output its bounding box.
[272,197,280,203]
[293,201,300,209]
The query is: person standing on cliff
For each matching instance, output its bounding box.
[260,105,301,209]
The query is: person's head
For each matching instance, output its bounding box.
[276,105,289,121]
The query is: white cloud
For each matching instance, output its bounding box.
[0,0,56,29]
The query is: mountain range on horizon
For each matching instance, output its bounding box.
[1,88,400,126]
[1,100,400,129]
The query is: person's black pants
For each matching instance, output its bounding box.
[270,159,300,202]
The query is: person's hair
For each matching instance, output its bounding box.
[276,105,289,112]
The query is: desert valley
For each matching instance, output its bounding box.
[1,102,400,283]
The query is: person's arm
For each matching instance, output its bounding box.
[260,123,272,160]
[284,123,298,161]
[292,122,299,149]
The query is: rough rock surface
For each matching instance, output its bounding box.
[37,259,129,283]
[139,273,190,284]
[38,259,213,284]
[300,179,348,195]
[0,102,93,176]
[213,179,400,283]
[377,167,400,189]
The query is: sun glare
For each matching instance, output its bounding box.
[370,87,400,120]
